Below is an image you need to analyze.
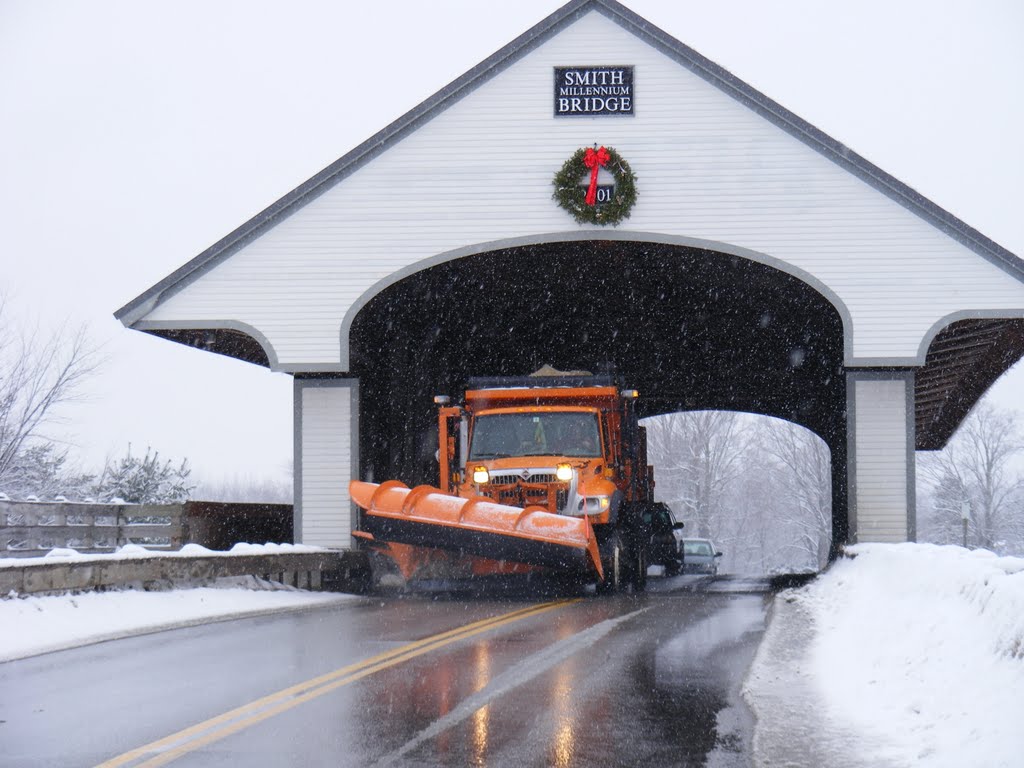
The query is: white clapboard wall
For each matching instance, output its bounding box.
[138,9,1024,370]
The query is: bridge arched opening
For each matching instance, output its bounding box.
[349,239,848,553]
[643,410,832,575]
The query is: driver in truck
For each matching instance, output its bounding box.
[562,421,597,456]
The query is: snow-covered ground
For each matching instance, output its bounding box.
[746,543,1024,768]
[0,543,364,662]
[0,540,331,568]
[6,541,1024,767]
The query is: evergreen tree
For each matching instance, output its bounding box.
[0,442,95,500]
[96,445,194,504]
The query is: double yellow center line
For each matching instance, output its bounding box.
[96,598,578,768]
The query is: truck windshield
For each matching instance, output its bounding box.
[469,412,602,458]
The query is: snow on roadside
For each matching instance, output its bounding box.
[748,543,1024,768]
[1,577,363,663]
[2,543,365,663]
[0,541,329,568]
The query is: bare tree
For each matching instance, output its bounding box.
[644,410,749,538]
[758,419,832,569]
[715,449,780,573]
[918,402,1024,552]
[0,303,100,492]
[646,410,832,574]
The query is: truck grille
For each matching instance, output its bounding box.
[488,470,557,485]
[482,468,565,512]
[497,487,554,507]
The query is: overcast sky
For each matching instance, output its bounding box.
[1,0,1022,486]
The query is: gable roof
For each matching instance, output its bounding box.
[115,0,1024,326]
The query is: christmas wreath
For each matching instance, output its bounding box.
[552,145,637,226]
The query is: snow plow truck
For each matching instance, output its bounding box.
[349,370,683,592]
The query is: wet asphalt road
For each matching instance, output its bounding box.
[1,574,771,768]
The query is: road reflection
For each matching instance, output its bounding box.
[471,643,491,766]
[551,664,576,767]
[349,588,768,767]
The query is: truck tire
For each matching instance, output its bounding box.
[633,546,647,592]
[597,532,627,594]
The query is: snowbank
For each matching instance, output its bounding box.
[1,542,364,663]
[0,541,329,569]
[0,576,362,663]
[752,543,1024,768]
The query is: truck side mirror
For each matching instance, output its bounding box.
[672,522,684,530]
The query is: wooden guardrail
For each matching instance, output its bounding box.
[0,500,294,557]
[0,500,372,596]
[1,502,185,555]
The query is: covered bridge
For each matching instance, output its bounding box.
[116,0,1024,555]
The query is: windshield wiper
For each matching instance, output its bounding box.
[471,452,512,459]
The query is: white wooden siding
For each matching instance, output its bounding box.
[298,383,353,547]
[853,378,910,542]
[142,10,1024,367]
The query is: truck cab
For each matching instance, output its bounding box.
[437,376,651,525]
[464,405,617,519]
[431,373,660,590]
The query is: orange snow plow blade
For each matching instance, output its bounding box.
[350,480,603,580]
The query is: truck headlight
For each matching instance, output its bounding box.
[472,466,489,484]
[555,463,573,482]
[579,496,611,513]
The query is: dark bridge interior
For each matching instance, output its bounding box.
[348,241,850,549]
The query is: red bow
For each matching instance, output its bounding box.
[583,146,610,206]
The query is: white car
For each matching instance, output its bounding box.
[681,538,723,576]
